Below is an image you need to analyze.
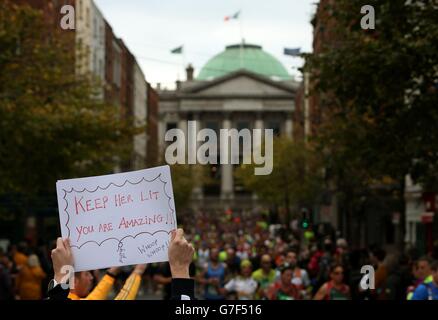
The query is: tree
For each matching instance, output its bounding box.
[236,137,324,225]
[167,164,210,211]
[0,2,136,226]
[306,0,438,246]
[169,164,195,211]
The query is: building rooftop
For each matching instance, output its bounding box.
[197,43,291,81]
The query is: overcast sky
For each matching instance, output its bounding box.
[94,0,317,89]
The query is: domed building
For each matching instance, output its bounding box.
[158,43,298,211]
[197,44,291,81]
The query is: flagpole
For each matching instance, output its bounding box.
[239,10,244,43]
[182,45,186,80]
[239,10,243,68]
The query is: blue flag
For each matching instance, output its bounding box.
[284,48,301,56]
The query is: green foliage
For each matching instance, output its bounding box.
[306,0,438,188]
[235,137,324,211]
[169,164,209,210]
[0,1,136,196]
[304,0,437,244]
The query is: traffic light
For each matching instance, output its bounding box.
[300,208,310,229]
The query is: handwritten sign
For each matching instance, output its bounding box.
[56,165,177,272]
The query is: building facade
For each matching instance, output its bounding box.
[133,61,148,170]
[104,21,122,108]
[158,44,297,211]
[147,83,159,167]
[405,177,437,253]
[75,0,106,99]
[10,0,153,242]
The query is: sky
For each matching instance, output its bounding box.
[94,0,317,89]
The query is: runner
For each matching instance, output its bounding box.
[197,247,227,300]
[284,250,311,298]
[266,264,302,300]
[221,259,258,300]
[252,254,277,299]
[314,264,350,300]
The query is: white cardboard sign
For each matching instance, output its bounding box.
[56,165,177,272]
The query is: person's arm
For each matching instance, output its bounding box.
[34,267,46,280]
[114,264,146,300]
[220,278,235,296]
[196,267,210,286]
[410,284,428,300]
[47,238,74,300]
[171,278,195,300]
[313,283,328,300]
[84,267,120,300]
[153,273,172,285]
[168,228,196,300]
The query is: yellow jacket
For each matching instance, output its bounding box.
[16,265,46,300]
[68,273,142,300]
[13,252,28,268]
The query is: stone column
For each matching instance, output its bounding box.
[191,113,203,200]
[252,113,264,201]
[221,115,234,201]
[285,113,293,140]
[178,116,187,162]
[255,112,264,130]
[158,118,167,157]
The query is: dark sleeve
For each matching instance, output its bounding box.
[47,284,70,300]
[170,278,195,300]
[189,262,196,277]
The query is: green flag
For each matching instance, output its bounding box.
[171,46,183,54]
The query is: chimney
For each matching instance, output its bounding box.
[156,83,161,91]
[186,64,194,81]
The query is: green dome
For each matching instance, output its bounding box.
[197,44,291,81]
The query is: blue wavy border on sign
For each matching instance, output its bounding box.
[62,173,175,249]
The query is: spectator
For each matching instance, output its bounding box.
[411,260,438,300]
[15,254,46,300]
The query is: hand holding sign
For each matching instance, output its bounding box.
[169,228,195,279]
[56,165,177,271]
[51,238,74,284]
